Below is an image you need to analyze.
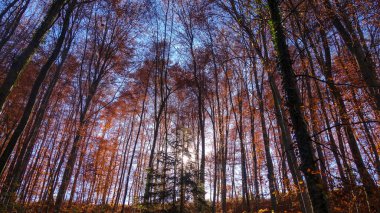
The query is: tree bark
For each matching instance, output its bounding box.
[269,73,313,213]
[0,0,67,111]
[267,0,330,212]
[0,0,75,179]
[318,29,380,211]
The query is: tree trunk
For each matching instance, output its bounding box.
[267,0,330,212]
[0,0,74,180]
[269,73,313,213]
[0,0,67,111]
[250,63,278,211]
[319,29,380,211]
[323,0,380,111]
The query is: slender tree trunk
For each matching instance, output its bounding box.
[322,0,380,111]
[269,73,313,213]
[316,84,349,187]
[54,77,100,211]
[253,64,278,211]
[0,0,30,53]
[229,82,250,212]
[305,72,330,191]
[121,88,147,213]
[319,29,380,211]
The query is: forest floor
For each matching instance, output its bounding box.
[8,187,373,213]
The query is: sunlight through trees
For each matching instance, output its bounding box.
[0,0,379,212]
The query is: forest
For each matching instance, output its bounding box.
[0,0,379,212]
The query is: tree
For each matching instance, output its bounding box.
[0,0,67,111]
[267,0,330,212]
